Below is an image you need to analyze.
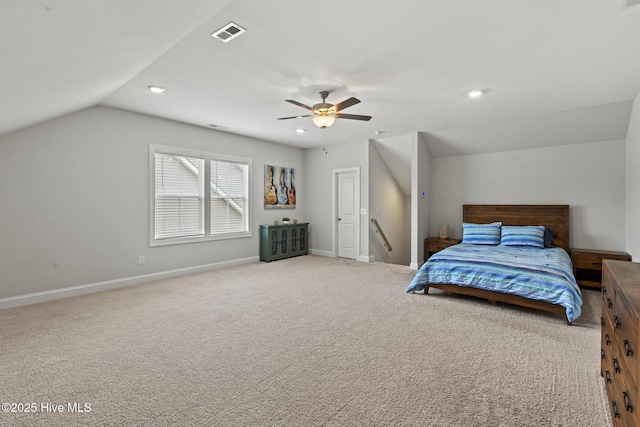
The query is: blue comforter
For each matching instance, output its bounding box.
[406,243,582,322]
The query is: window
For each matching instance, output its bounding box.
[154,154,205,239]
[151,145,251,246]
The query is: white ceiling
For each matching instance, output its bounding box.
[3,0,640,157]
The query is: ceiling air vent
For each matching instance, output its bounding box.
[621,0,640,9]
[211,22,246,43]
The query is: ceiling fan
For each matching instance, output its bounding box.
[277,91,372,128]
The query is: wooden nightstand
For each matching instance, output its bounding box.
[570,248,631,289]
[425,237,461,261]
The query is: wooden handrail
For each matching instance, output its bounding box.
[371,218,392,252]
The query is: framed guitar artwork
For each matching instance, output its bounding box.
[264,165,296,209]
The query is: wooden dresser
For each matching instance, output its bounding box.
[602,260,640,426]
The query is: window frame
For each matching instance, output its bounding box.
[150,144,252,247]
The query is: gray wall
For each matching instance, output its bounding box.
[304,141,370,261]
[0,106,305,303]
[626,92,640,260]
[429,139,626,251]
[1,98,637,306]
[368,142,410,265]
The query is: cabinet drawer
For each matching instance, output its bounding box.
[576,252,630,270]
[575,254,606,271]
[429,241,451,252]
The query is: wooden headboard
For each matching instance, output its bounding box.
[462,205,570,251]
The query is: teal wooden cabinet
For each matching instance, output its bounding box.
[260,223,308,262]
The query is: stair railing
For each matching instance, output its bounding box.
[370,218,392,252]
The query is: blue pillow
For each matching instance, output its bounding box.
[462,222,502,245]
[544,227,556,248]
[500,225,545,248]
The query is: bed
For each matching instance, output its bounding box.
[406,205,582,323]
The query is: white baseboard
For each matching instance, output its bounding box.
[309,249,334,258]
[308,249,373,263]
[409,262,420,270]
[0,256,259,310]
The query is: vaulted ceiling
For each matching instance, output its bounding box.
[3,1,640,156]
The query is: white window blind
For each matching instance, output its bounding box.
[211,160,249,235]
[151,145,251,246]
[154,154,204,239]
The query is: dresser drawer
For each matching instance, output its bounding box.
[614,308,636,344]
[603,266,615,321]
[604,292,616,322]
[602,268,615,305]
[611,370,638,427]
[616,298,638,391]
[603,312,615,393]
[603,312,614,357]
[617,340,638,395]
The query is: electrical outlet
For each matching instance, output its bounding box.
[138,256,145,265]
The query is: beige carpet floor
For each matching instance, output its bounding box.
[0,255,611,426]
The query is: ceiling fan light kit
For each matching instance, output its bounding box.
[312,113,336,129]
[278,90,371,129]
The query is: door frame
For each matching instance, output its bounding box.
[332,167,361,259]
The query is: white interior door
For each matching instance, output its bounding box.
[336,169,359,259]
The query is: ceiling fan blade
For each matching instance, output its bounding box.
[285,99,315,112]
[334,113,372,121]
[277,115,312,120]
[333,97,360,112]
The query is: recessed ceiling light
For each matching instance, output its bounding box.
[296,129,305,134]
[148,85,165,94]
[467,90,483,98]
